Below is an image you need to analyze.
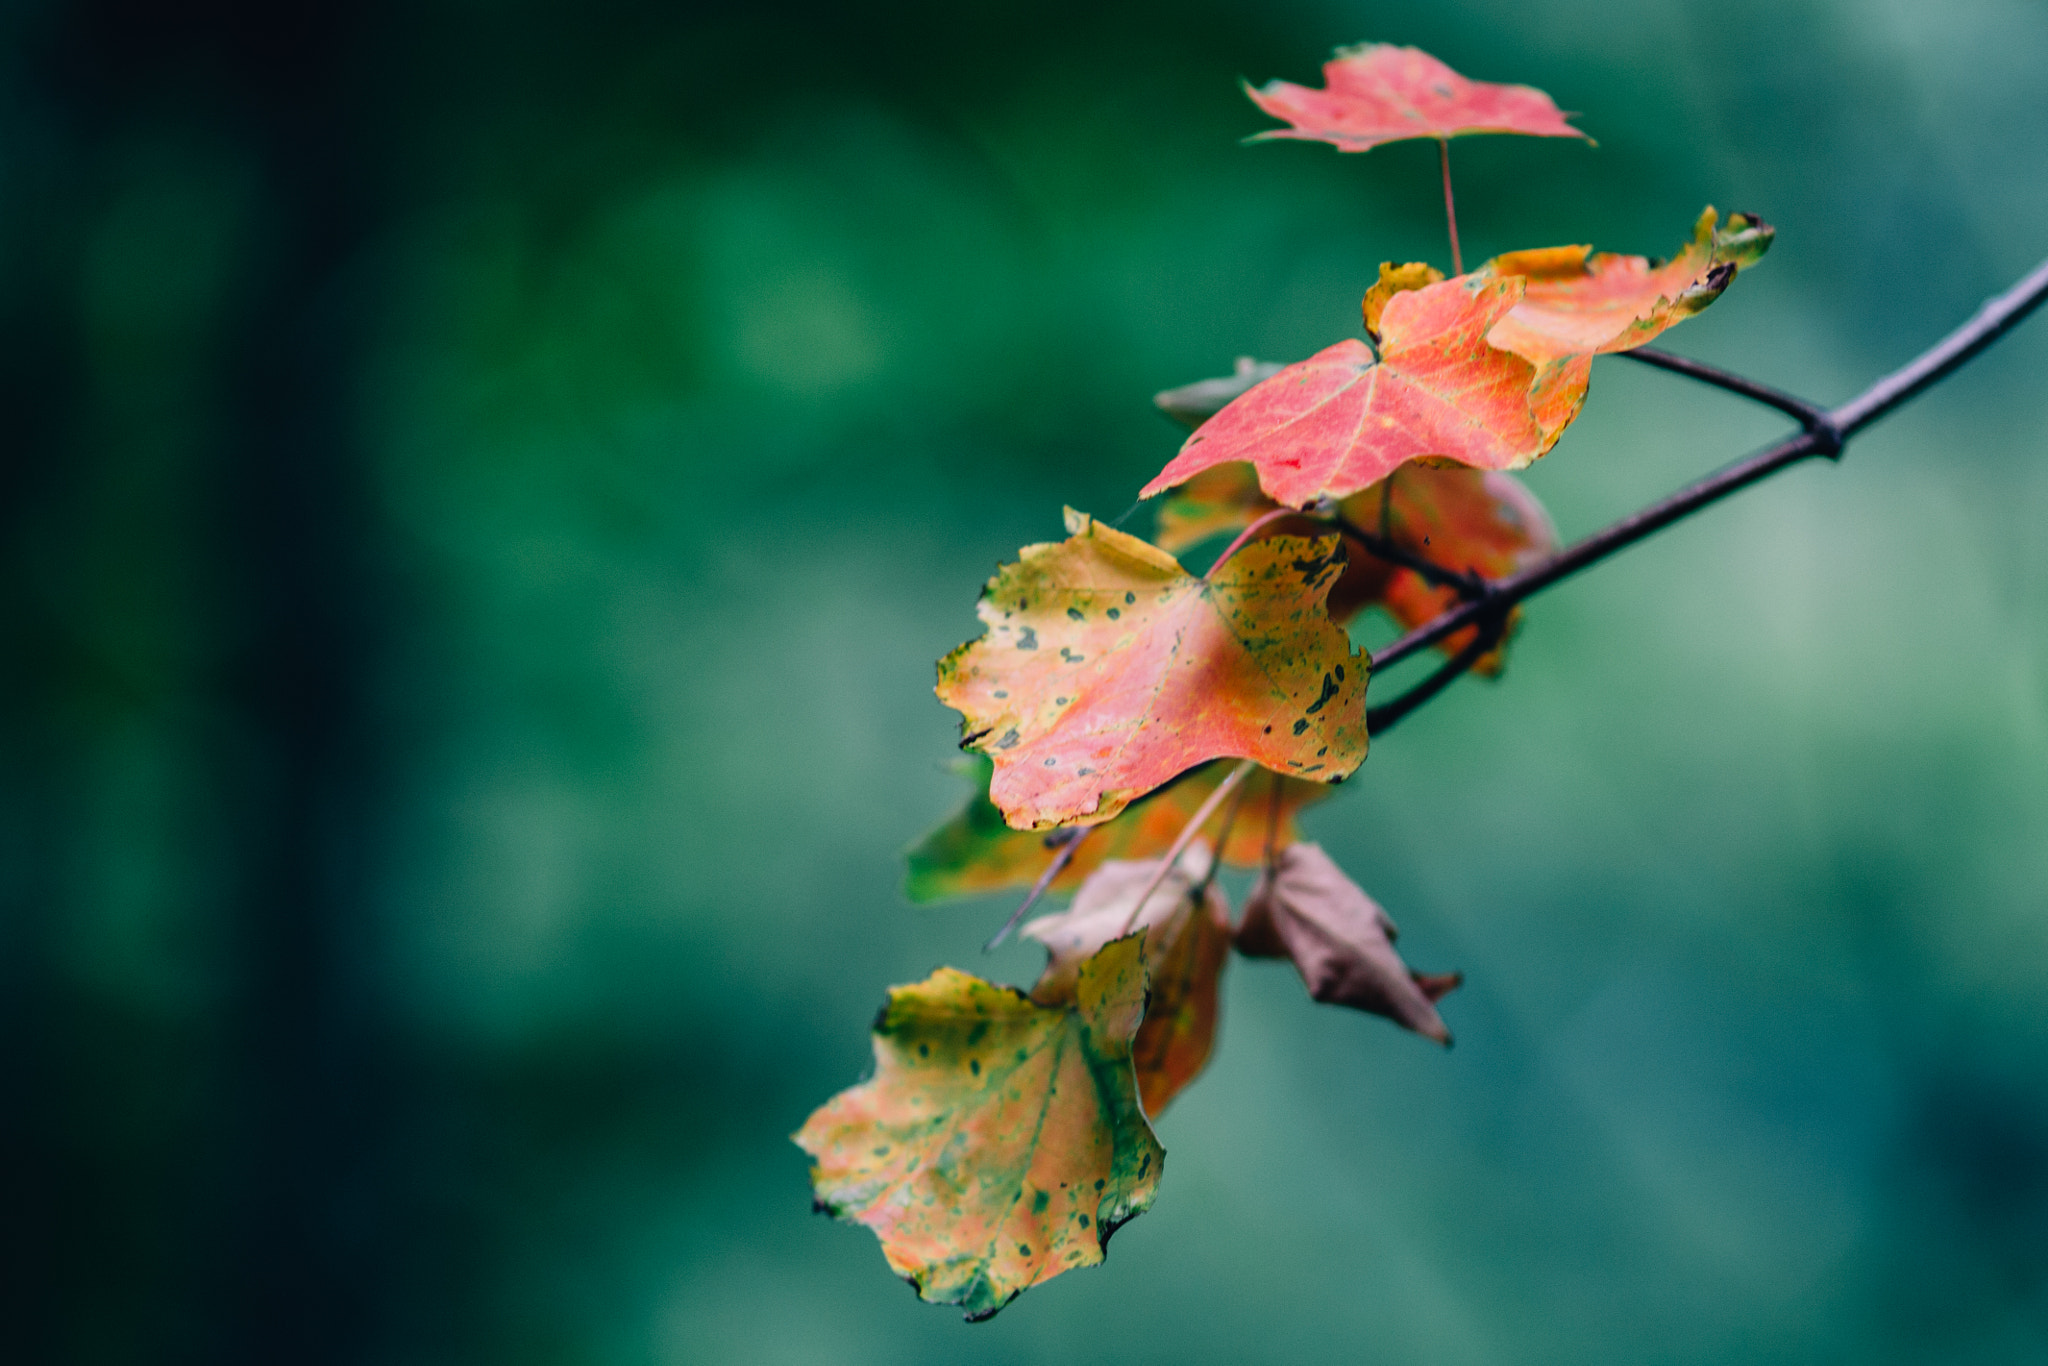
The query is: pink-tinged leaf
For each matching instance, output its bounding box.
[936,510,1368,830]
[1237,842,1461,1044]
[1246,43,1589,154]
[1141,275,1573,507]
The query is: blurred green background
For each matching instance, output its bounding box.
[6,0,2048,1362]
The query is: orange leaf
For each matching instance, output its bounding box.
[794,936,1162,1319]
[905,756,1333,903]
[1362,261,1446,338]
[1139,274,1571,507]
[1237,843,1461,1044]
[1024,848,1232,1116]
[1483,208,1774,365]
[1246,43,1589,154]
[936,510,1367,830]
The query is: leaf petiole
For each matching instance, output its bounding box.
[1438,138,1463,275]
[1202,507,1303,581]
[985,826,1090,950]
[1117,760,1257,936]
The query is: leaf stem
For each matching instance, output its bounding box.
[1117,759,1256,936]
[1262,772,1282,873]
[1438,138,1463,276]
[985,827,1088,950]
[1203,506,1305,580]
[1190,769,1254,902]
[1367,252,2048,690]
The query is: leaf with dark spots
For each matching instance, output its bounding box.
[1236,843,1460,1044]
[905,757,1335,903]
[1291,553,1333,579]
[1024,847,1231,1117]
[936,509,1368,829]
[794,936,1163,1320]
[1304,671,1341,715]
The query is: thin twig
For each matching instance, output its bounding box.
[1832,254,2048,435]
[1438,138,1463,275]
[1191,765,1256,899]
[1261,771,1282,872]
[1319,508,1486,596]
[1366,253,2048,687]
[1117,759,1255,936]
[1621,346,1838,438]
[985,827,1088,950]
[1204,498,1484,597]
[1365,611,1505,736]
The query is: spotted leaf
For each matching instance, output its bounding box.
[936,510,1368,830]
[793,936,1163,1320]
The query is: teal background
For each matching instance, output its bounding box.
[6,1,2048,1362]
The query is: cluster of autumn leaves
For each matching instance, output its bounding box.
[796,42,1773,1320]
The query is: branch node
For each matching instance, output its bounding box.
[1806,416,1846,459]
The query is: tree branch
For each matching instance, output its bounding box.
[1620,346,1838,441]
[1318,509,1485,597]
[1369,253,2048,680]
[1365,610,1505,736]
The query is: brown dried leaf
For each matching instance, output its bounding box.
[1238,843,1461,1044]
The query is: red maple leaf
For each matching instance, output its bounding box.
[1246,43,1589,153]
[1139,274,1568,507]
